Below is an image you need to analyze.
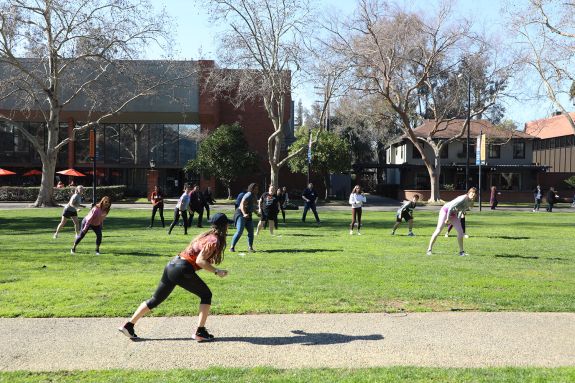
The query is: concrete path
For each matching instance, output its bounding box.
[1,312,574,371]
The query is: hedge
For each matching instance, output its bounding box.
[0,185,126,203]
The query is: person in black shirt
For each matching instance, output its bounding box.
[188,185,205,228]
[546,187,559,212]
[256,185,280,235]
[301,183,320,224]
[203,187,216,220]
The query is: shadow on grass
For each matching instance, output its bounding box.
[494,254,567,261]
[113,250,168,257]
[262,249,338,254]
[280,233,324,237]
[485,236,531,240]
[136,330,384,345]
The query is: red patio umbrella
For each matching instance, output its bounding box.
[23,169,42,176]
[0,168,17,176]
[56,168,86,177]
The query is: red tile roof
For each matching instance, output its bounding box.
[524,113,575,139]
[411,119,535,140]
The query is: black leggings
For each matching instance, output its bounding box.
[146,257,212,309]
[151,204,165,227]
[168,208,188,234]
[74,220,102,249]
[350,207,362,230]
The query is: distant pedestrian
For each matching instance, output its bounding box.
[301,183,320,224]
[118,213,231,342]
[427,187,476,257]
[54,185,84,238]
[203,187,216,220]
[533,185,542,212]
[188,185,205,228]
[71,196,112,255]
[168,184,192,235]
[348,185,366,235]
[546,187,559,212]
[256,185,280,236]
[391,194,419,236]
[149,186,165,228]
[490,186,499,210]
[231,183,259,252]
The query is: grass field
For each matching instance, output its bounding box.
[0,207,573,317]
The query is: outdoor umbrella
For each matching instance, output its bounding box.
[56,169,86,177]
[0,168,17,176]
[23,169,42,176]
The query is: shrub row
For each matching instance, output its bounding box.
[0,185,126,203]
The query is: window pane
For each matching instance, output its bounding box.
[0,122,14,160]
[119,124,135,164]
[134,123,149,165]
[105,125,120,163]
[149,124,164,164]
[163,124,178,165]
[57,123,69,166]
[513,141,525,159]
[440,143,448,159]
[75,128,90,164]
[179,124,200,165]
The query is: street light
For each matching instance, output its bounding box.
[459,72,472,191]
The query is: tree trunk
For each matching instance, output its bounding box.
[425,163,441,202]
[270,162,280,190]
[227,186,232,200]
[323,173,330,201]
[34,156,58,207]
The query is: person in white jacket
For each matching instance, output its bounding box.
[349,185,367,235]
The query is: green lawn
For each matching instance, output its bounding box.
[1,207,574,317]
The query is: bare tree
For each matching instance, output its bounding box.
[0,0,195,207]
[507,0,575,134]
[326,0,512,201]
[202,0,321,188]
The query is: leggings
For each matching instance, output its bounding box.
[74,219,102,249]
[280,206,286,223]
[168,208,188,234]
[350,207,362,230]
[447,217,465,234]
[436,207,463,237]
[150,204,164,227]
[146,256,212,309]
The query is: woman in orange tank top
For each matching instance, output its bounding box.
[119,213,231,342]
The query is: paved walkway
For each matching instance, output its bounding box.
[1,312,574,371]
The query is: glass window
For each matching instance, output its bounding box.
[412,142,422,159]
[149,124,164,165]
[488,144,500,159]
[133,123,149,165]
[0,122,14,160]
[440,143,448,159]
[179,124,200,165]
[163,124,179,165]
[57,123,69,166]
[119,124,135,164]
[513,141,525,159]
[105,125,120,163]
[75,127,90,164]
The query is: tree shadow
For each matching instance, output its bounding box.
[262,249,338,254]
[280,233,323,237]
[486,236,531,240]
[113,250,168,257]
[494,254,566,261]
[135,329,384,345]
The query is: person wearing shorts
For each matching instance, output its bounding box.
[54,185,84,238]
[118,213,231,342]
[256,185,280,236]
[427,188,476,257]
[391,194,419,236]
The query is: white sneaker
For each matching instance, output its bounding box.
[459,251,468,257]
[464,234,469,239]
[444,233,449,238]
[349,230,353,235]
[96,251,100,255]
[391,231,395,235]
[70,248,75,255]
[53,233,58,239]
[426,250,432,256]
[357,232,361,236]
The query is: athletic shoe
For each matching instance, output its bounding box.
[463,234,469,239]
[193,327,214,342]
[407,232,415,237]
[248,247,256,253]
[229,247,235,252]
[357,232,361,236]
[390,231,395,235]
[459,251,468,257]
[349,230,353,235]
[95,251,100,255]
[53,233,58,239]
[426,250,432,256]
[118,322,138,339]
[444,233,449,238]
[70,248,75,255]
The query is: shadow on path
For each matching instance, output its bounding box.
[136,330,384,346]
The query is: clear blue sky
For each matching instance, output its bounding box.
[149,0,560,128]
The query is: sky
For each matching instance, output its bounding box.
[148,0,563,129]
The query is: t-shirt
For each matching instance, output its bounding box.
[63,193,82,214]
[397,201,416,217]
[349,193,366,208]
[176,192,190,211]
[260,192,279,215]
[179,234,219,271]
[302,188,317,203]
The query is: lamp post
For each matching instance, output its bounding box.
[464,75,471,191]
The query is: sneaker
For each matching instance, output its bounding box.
[357,232,361,236]
[459,251,468,257]
[95,251,100,255]
[391,231,395,235]
[229,247,235,252]
[248,247,256,253]
[70,248,75,255]
[463,234,469,239]
[118,322,138,339]
[426,250,432,256]
[193,327,214,342]
[407,232,415,237]
[53,233,58,239]
[444,233,449,238]
[349,230,353,235]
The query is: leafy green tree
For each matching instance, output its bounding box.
[185,123,259,199]
[288,127,351,200]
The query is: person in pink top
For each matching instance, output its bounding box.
[118,212,231,342]
[71,196,112,255]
